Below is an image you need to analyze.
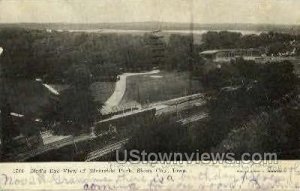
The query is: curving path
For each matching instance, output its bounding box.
[101,70,160,114]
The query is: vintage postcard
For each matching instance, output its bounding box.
[0,0,300,190]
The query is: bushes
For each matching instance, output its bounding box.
[204,60,297,107]
[214,110,291,157]
[199,59,299,157]
[125,116,190,155]
[214,100,300,159]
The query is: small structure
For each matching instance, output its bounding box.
[200,49,262,63]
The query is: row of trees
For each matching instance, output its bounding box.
[202,31,300,56]
[1,29,300,83]
[0,28,202,83]
[4,29,299,84]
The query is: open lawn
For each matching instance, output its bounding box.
[120,71,203,106]
[90,82,115,104]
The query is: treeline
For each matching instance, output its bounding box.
[0,28,150,82]
[2,28,300,84]
[202,31,300,56]
[0,28,200,83]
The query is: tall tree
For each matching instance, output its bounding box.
[0,100,19,158]
[56,63,97,135]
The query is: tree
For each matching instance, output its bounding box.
[198,59,298,157]
[56,63,97,135]
[165,34,194,71]
[0,100,19,157]
[202,31,242,49]
[125,116,190,157]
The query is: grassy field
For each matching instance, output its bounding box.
[90,82,115,104]
[292,59,300,76]
[120,71,203,106]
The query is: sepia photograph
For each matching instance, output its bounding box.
[0,0,299,164]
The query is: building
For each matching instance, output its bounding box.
[200,49,262,63]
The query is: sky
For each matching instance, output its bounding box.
[0,0,300,25]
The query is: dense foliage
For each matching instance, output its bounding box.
[125,59,299,159]
[202,59,299,157]
[0,28,201,83]
[202,31,300,56]
[1,28,300,159]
